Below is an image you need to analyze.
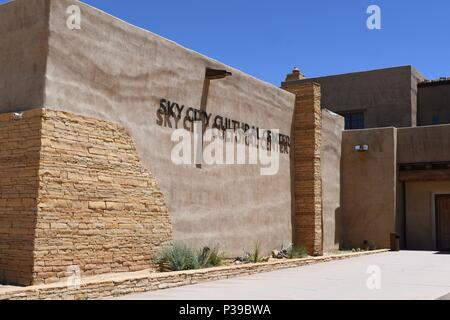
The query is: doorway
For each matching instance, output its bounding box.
[436,195,450,251]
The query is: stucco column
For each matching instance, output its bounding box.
[282,82,323,256]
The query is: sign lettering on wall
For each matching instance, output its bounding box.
[156,99,291,155]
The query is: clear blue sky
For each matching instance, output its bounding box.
[4,0,450,85]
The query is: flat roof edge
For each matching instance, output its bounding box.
[282,65,418,86]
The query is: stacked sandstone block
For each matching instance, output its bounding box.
[0,110,42,286]
[282,83,323,256]
[0,109,172,286]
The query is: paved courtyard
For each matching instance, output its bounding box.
[119,251,450,300]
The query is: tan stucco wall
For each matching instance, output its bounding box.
[396,124,450,250]
[0,0,295,254]
[343,124,450,251]
[0,0,48,111]
[397,124,450,164]
[283,66,424,129]
[321,110,344,251]
[341,128,397,249]
[405,181,450,250]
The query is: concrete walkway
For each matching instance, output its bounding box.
[119,251,450,300]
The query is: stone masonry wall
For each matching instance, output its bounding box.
[0,110,42,286]
[282,82,323,256]
[0,109,173,286]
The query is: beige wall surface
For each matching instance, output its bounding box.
[0,0,48,111]
[405,181,450,250]
[321,110,344,251]
[396,125,450,249]
[397,124,450,164]
[341,128,397,249]
[283,66,423,129]
[0,0,295,254]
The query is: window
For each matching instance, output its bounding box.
[343,112,365,130]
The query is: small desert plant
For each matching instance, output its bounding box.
[157,243,200,271]
[287,245,308,259]
[197,246,223,268]
[245,243,265,263]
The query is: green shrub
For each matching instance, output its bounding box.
[157,244,223,272]
[287,245,308,259]
[157,243,200,271]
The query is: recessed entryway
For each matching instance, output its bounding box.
[404,182,450,250]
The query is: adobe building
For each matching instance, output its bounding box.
[283,66,450,252]
[0,0,449,287]
[0,0,303,286]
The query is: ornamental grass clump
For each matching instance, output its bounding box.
[246,243,265,263]
[157,243,199,271]
[157,243,223,272]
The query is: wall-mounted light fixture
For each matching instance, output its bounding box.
[201,68,232,111]
[354,144,369,152]
[12,112,24,120]
[205,68,232,80]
